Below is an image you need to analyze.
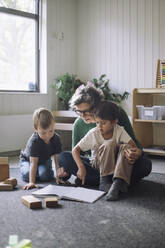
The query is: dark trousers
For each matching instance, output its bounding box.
[58,151,152,187]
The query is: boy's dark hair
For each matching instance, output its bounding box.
[33,108,54,129]
[94,100,119,122]
[69,85,104,111]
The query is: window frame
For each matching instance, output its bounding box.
[0,0,40,93]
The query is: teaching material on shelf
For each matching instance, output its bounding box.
[136,105,165,120]
[156,59,165,88]
[32,184,105,203]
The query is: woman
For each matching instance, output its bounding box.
[57,85,152,190]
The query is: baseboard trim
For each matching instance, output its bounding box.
[0,150,20,157]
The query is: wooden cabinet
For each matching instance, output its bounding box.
[52,110,77,130]
[132,88,165,156]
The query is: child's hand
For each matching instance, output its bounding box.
[22,183,39,190]
[77,167,86,185]
[56,177,71,185]
[124,147,142,164]
[56,167,67,178]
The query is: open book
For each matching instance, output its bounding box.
[32,184,105,203]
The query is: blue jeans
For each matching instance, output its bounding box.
[20,158,54,182]
[58,151,100,186]
[58,151,152,186]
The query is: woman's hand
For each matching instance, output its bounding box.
[23,183,39,190]
[77,166,86,185]
[124,147,142,164]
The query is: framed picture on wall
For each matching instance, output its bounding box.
[156,59,165,88]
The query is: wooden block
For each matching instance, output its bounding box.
[21,195,42,209]
[0,183,13,191]
[15,239,32,248]
[8,235,18,246]
[4,177,17,187]
[0,157,9,181]
[45,197,58,208]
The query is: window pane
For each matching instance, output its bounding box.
[0,12,37,91]
[0,0,36,14]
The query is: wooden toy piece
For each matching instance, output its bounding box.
[15,239,32,248]
[21,195,42,209]
[8,235,18,247]
[0,183,13,191]
[45,197,58,208]
[4,177,17,187]
[0,157,9,181]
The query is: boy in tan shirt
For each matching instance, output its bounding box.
[72,101,137,201]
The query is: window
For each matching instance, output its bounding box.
[0,0,39,92]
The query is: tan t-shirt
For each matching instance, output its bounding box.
[77,124,131,164]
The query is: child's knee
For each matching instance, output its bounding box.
[38,167,54,182]
[20,161,30,182]
[21,172,29,182]
[58,151,72,165]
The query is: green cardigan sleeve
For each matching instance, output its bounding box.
[118,107,142,149]
[72,119,81,149]
[72,118,96,150]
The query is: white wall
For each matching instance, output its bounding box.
[77,0,165,113]
[0,114,33,152]
[1,0,165,152]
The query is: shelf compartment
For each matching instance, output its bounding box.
[143,148,165,156]
[132,88,165,156]
[135,88,165,94]
[134,119,165,123]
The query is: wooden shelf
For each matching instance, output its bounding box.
[132,88,165,156]
[134,88,165,94]
[143,148,165,156]
[134,119,165,123]
[52,110,77,131]
[55,122,73,131]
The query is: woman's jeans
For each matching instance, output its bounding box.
[58,152,100,186]
[58,151,152,186]
[20,158,54,182]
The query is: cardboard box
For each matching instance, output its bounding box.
[0,157,9,181]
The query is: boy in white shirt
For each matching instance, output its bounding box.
[72,101,137,201]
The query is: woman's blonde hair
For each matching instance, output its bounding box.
[33,108,54,129]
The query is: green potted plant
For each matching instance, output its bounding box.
[88,74,129,103]
[51,73,84,109]
[52,73,129,110]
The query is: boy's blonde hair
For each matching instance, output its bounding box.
[33,108,54,129]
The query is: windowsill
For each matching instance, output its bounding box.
[0,91,47,95]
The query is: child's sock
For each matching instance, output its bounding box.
[99,175,112,192]
[105,178,128,201]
